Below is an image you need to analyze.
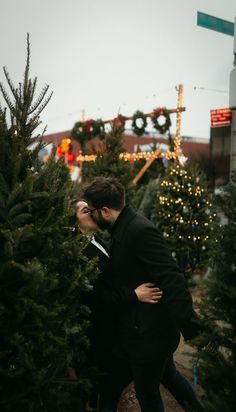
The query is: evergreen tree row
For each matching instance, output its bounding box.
[192,173,236,411]
[0,36,96,411]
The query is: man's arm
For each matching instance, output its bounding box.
[89,280,162,307]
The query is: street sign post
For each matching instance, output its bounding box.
[197,11,236,174]
[197,11,234,37]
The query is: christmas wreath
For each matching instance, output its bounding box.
[93,118,106,139]
[131,110,147,136]
[151,107,171,134]
[71,121,89,147]
[72,119,105,147]
[112,114,125,133]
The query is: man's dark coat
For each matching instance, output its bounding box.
[109,205,199,363]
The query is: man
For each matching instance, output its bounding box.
[83,177,203,412]
[74,199,162,411]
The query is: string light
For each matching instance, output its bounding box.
[76,148,181,163]
[76,154,97,162]
[157,160,216,245]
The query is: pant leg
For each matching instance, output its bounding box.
[98,357,133,412]
[161,356,204,412]
[132,356,168,412]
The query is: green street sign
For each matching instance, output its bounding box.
[197,11,234,37]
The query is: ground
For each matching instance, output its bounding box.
[118,338,201,412]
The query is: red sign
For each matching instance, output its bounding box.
[210,108,232,127]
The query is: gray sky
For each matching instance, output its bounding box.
[0,0,235,140]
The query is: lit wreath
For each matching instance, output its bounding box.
[152,107,171,134]
[131,110,147,136]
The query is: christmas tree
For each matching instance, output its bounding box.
[82,125,133,195]
[155,160,216,278]
[192,172,236,411]
[137,178,161,220]
[0,35,95,411]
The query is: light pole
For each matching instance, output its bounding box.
[229,16,236,175]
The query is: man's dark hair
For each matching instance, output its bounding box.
[83,177,125,211]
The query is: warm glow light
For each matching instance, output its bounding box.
[75,148,182,163]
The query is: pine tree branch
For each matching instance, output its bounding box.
[28,85,52,115]
[19,82,23,102]
[9,200,31,218]
[23,33,31,102]
[29,91,53,123]
[0,82,16,114]
[2,66,18,102]
[28,77,37,106]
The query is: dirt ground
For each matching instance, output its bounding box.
[118,337,201,412]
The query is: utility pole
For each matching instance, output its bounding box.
[197,11,235,178]
[229,16,236,175]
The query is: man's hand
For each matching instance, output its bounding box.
[135,283,163,304]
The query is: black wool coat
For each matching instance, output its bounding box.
[109,205,199,363]
[83,236,137,368]
[83,237,114,368]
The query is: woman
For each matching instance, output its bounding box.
[73,199,162,410]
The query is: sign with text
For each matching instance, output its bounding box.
[197,12,234,37]
[210,108,232,127]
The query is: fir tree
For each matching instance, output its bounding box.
[0,35,95,411]
[155,160,216,278]
[192,172,236,411]
[82,126,133,196]
[137,178,160,220]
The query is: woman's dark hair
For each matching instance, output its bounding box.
[68,198,86,229]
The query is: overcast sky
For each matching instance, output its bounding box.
[0,0,235,140]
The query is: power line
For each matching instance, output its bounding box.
[193,86,228,94]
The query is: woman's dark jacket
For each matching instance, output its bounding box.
[84,236,136,367]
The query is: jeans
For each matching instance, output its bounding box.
[97,354,203,412]
[134,355,203,412]
[162,356,203,412]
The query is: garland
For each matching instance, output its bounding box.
[152,107,171,134]
[131,110,147,136]
[72,107,173,145]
